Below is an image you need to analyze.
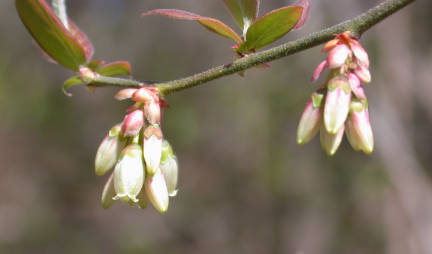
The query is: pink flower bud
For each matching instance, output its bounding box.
[144,101,161,125]
[95,124,125,176]
[347,73,366,99]
[114,88,137,101]
[350,41,369,68]
[311,60,328,83]
[101,173,116,209]
[143,125,163,175]
[113,144,145,203]
[354,64,371,83]
[297,94,324,145]
[346,101,374,154]
[121,110,144,137]
[145,168,169,213]
[132,88,154,103]
[324,77,351,134]
[320,124,345,156]
[327,44,351,69]
[322,38,340,52]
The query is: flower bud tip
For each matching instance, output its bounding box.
[145,169,169,213]
[320,125,344,156]
[297,100,322,145]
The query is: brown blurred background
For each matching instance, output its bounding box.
[1,0,431,253]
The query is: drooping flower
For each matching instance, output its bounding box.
[323,76,351,134]
[160,140,178,197]
[113,144,145,203]
[345,100,374,154]
[320,124,345,156]
[94,123,125,176]
[297,92,324,145]
[145,168,169,213]
[143,125,163,175]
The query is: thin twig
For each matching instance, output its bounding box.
[89,0,416,96]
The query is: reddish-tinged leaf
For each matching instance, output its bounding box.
[237,6,302,52]
[16,0,88,71]
[222,0,259,30]
[293,0,310,30]
[143,9,242,43]
[97,61,132,77]
[68,19,94,62]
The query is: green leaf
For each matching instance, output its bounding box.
[97,61,131,77]
[143,9,242,43]
[222,0,259,30]
[16,0,88,71]
[68,19,94,62]
[62,76,83,96]
[237,6,302,52]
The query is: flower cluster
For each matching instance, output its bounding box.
[297,31,374,155]
[94,87,178,213]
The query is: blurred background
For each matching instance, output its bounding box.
[1,0,431,253]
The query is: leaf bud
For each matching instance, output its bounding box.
[79,67,99,84]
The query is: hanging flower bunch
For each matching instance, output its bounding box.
[95,87,178,213]
[297,31,374,155]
